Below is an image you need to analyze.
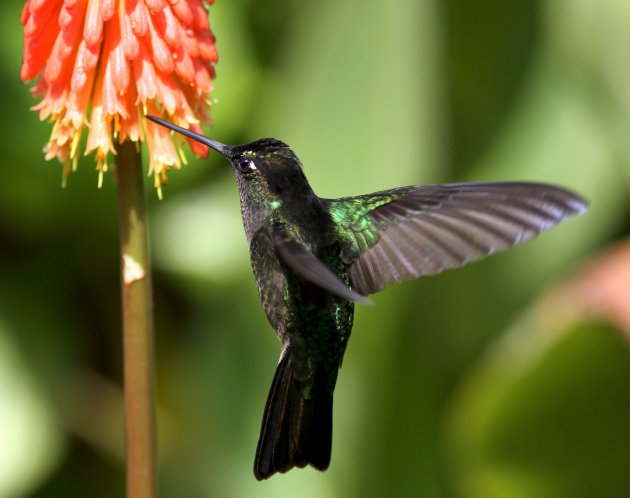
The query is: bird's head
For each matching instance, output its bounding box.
[145,116,313,206]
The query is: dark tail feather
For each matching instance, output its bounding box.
[254,354,333,480]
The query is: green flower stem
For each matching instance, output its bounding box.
[116,141,157,498]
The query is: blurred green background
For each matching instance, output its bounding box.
[2,0,630,497]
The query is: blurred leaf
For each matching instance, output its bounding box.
[443,0,541,173]
[446,322,630,498]
[0,319,63,498]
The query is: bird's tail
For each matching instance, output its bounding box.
[254,353,333,480]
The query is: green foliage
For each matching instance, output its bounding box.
[448,323,630,498]
[1,0,628,497]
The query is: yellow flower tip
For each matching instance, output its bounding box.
[61,162,71,188]
[178,146,189,166]
[152,170,166,200]
[70,131,81,160]
[96,151,110,189]
[113,115,121,139]
[21,0,217,191]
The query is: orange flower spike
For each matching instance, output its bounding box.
[21,2,63,81]
[86,71,115,183]
[118,84,142,143]
[110,8,131,95]
[171,0,194,26]
[133,38,159,101]
[145,0,167,14]
[128,0,149,38]
[84,0,105,47]
[159,5,180,46]
[21,0,217,193]
[146,12,174,74]
[119,3,140,58]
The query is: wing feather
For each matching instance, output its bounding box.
[329,182,588,295]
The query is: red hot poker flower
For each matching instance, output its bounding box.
[21,0,218,197]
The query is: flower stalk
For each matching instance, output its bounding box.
[116,140,157,498]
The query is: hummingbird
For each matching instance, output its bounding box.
[145,115,588,480]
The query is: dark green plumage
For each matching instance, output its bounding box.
[145,115,588,480]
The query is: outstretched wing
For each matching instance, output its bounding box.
[326,182,588,295]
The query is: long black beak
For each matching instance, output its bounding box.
[145,115,232,157]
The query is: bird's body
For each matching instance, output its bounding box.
[242,187,352,476]
[229,143,356,477]
[145,115,589,480]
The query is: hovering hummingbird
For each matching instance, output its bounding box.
[145,115,588,480]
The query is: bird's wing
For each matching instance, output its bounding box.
[326,182,588,295]
[272,224,370,304]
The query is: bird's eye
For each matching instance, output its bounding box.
[236,157,257,174]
